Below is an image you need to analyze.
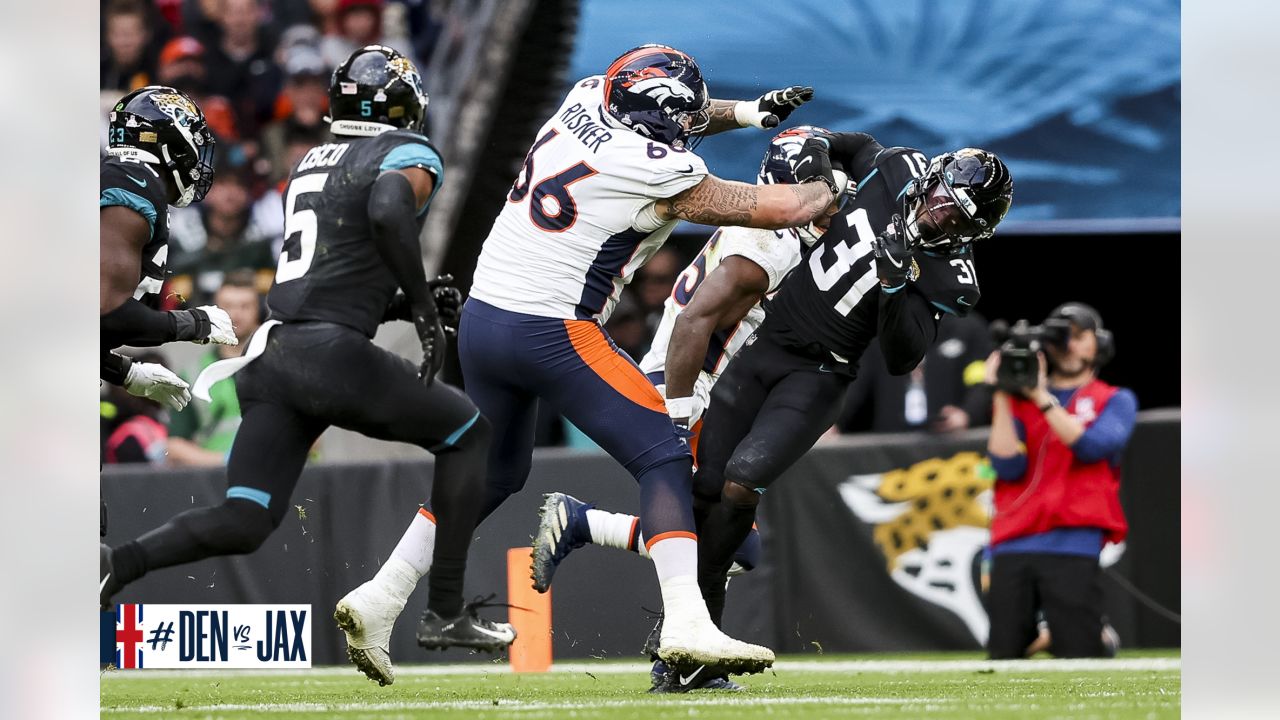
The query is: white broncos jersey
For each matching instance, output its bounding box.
[640,225,807,382]
[470,75,709,322]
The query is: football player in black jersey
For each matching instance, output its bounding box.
[99,47,510,684]
[100,86,236,410]
[693,134,1013,626]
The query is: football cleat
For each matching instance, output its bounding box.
[649,659,744,693]
[334,580,408,686]
[658,613,774,676]
[530,492,594,593]
[416,594,516,652]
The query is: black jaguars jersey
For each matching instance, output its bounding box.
[266,130,444,337]
[100,156,172,309]
[763,140,981,365]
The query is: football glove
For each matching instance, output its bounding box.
[124,362,193,411]
[734,86,815,129]
[873,218,915,290]
[791,137,840,197]
[413,311,447,387]
[171,305,238,346]
[386,275,464,334]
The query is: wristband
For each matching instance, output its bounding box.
[666,396,695,420]
[732,100,758,128]
[1038,395,1061,413]
[170,308,210,342]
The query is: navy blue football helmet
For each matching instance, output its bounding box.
[107,86,216,207]
[603,44,709,149]
[758,125,845,245]
[329,45,428,136]
[900,148,1012,251]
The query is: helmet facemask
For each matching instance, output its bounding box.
[900,149,1011,252]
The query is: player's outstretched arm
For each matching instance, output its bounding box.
[698,87,815,136]
[877,287,938,376]
[664,256,771,415]
[100,207,236,349]
[656,175,833,230]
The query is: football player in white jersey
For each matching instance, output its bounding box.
[527,126,843,691]
[333,44,841,685]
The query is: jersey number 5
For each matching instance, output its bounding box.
[276,173,328,283]
[508,129,598,233]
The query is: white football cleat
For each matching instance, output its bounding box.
[334,577,409,686]
[658,614,775,676]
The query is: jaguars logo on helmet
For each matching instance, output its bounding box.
[107,85,216,208]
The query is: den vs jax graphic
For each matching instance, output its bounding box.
[101,605,312,669]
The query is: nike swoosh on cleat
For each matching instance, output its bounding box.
[679,665,706,686]
[127,176,147,188]
[471,624,513,641]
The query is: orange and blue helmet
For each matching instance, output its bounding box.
[603,44,709,149]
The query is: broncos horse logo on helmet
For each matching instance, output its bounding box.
[898,148,1013,252]
[107,85,216,207]
[329,45,429,136]
[604,44,710,149]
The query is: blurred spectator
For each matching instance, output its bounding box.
[603,294,647,362]
[168,168,277,304]
[156,36,241,141]
[838,313,994,434]
[632,247,681,352]
[261,47,330,181]
[166,272,263,466]
[102,0,157,91]
[204,0,283,138]
[254,123,329,256]
[101,352,170,465]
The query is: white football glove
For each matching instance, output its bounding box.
[196,305,238,346]
[124,362,193,411]
[665,394,706,430]
[733,86,815,129]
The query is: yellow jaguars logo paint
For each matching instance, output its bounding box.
[388,56,425,97]
[149,92,200,127]
[838,451,995,642]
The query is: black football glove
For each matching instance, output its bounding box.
[791,137,840,197]
[736,86,815,129]
[385,274,464,334]
[427,274,463,333]
[413,309,447,386]
[873,217,915,290]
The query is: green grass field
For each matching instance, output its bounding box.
[101,651,1180,719]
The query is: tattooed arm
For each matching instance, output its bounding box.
[654,174,835,229]
[698,100,747,136]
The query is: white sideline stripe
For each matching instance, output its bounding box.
[106,696,921,714]
[102,656,1179,681]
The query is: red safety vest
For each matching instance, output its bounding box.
[990,379,1128,546]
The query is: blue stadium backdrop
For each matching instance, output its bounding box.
[568,0,1180,228]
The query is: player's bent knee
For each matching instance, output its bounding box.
[723,479,762,509]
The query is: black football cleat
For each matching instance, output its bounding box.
[416,595,516,652]
[648,659,744,693]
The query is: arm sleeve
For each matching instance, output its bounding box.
[990,419,1028,480]
[368,171,433,310]
[877,286,938,375]
[101,298,179,348]
[1071,389,1139,463]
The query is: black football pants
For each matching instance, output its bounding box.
[986,552,1106,659]
[114,321,489,617]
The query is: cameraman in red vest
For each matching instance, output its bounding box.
[985,303,1137,658]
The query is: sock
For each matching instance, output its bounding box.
[389,507,437,577]
[427,557,465,618]
[698,501,759,627]
[649,536,713,632]
[586,508,641,551]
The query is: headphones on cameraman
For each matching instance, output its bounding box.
[1047,302,1114,368]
